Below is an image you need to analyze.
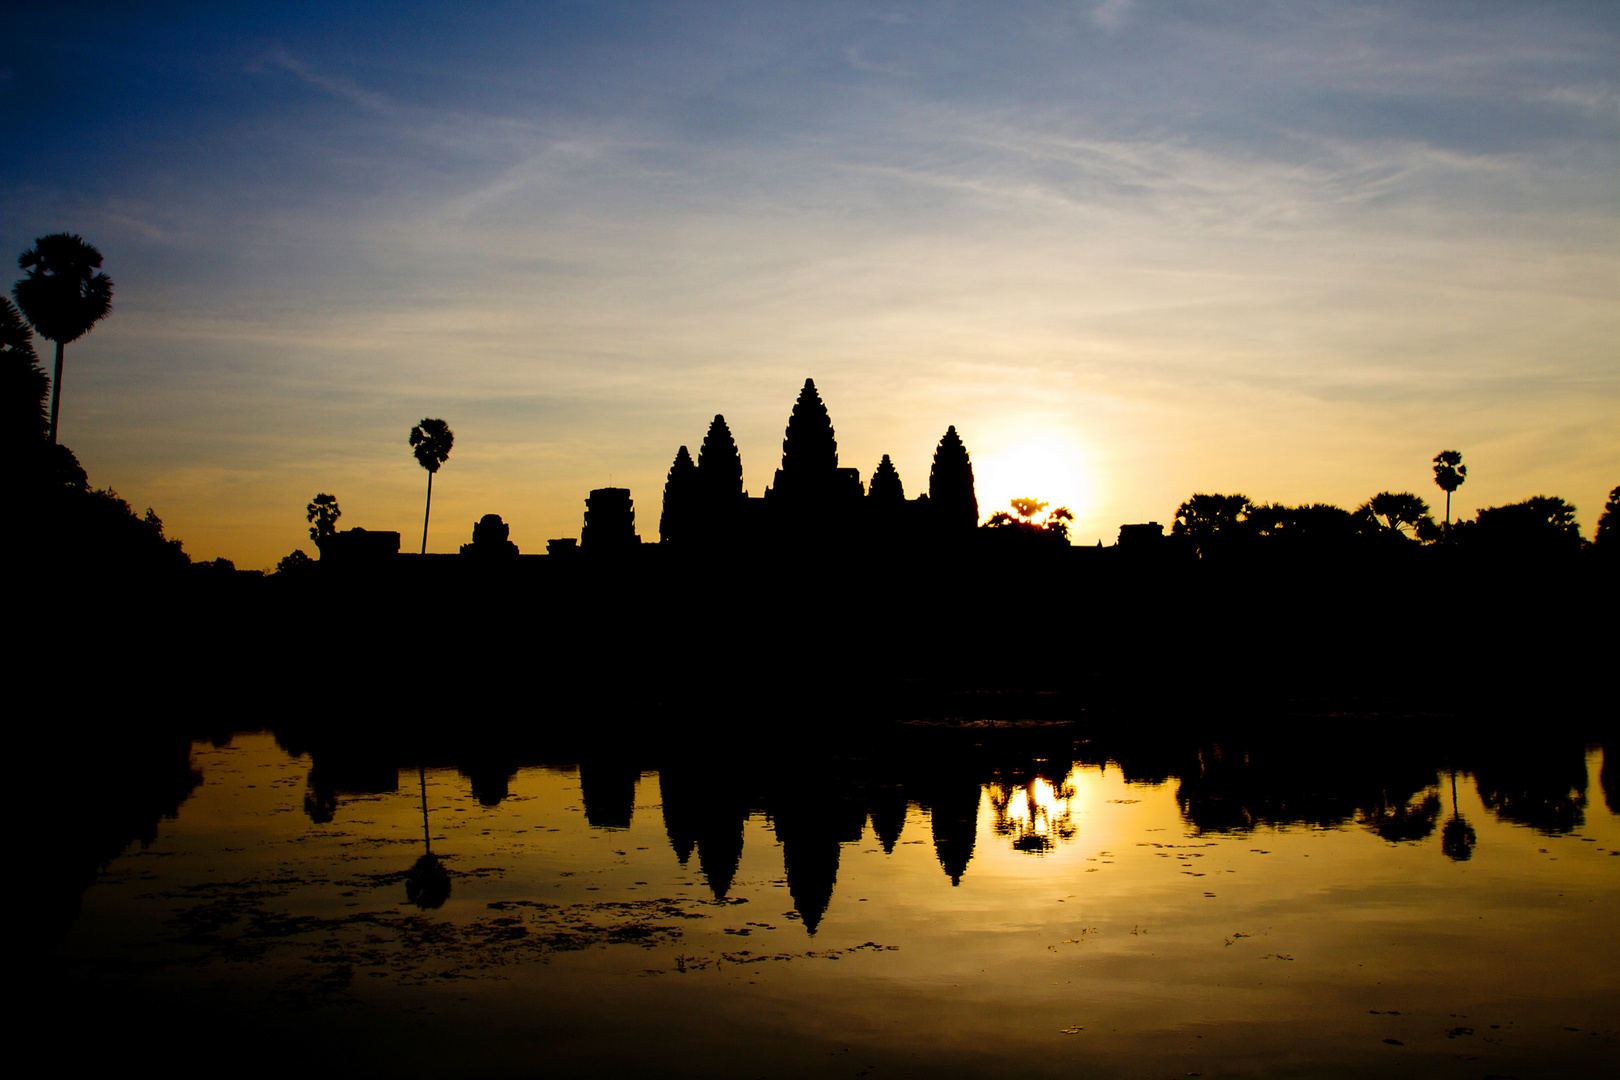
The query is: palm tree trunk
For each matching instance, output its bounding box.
[421,470,434,554]
[48,340,64,444]
[1445,490,1452,528]
[419,766,432,852]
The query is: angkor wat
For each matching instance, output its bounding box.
[652,377,978,552]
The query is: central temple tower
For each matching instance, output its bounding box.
[767,379,864,509]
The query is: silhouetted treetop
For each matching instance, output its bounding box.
[1460,495,1583,554]
[2,296,48,446]
[1172,493,1250,555]
[929,425,978,531]
[986,498,1071,544]
[1596,486,1619,549]
[1248,503,1361,544]
[307,493,341,545]
[781,378,838,475]
[13,234,113,347]
[697,415,744,499]
[1358,492,1433,539]
[660,444,698,543]
[410,418,453,474]
[1433,450,1467,525]
[869,454,904,502]
[14,234,114,445]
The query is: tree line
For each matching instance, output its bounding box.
[1167,451,1614,559]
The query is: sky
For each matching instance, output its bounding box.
[4,1,1616,566]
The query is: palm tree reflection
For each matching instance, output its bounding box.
[988,769,1078,854]
[1441,769,1477,862]
[406,765,450,909]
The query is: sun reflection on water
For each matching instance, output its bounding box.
[987,769,1080,854]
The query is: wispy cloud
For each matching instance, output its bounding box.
[1088,0,1134,34]
[261,46,392,114]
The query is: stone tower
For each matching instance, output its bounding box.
[928,425,979,533]
[582,487,640,551]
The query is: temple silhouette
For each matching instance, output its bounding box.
[635,377,974,553]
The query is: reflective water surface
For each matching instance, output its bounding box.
[47,727,1619,1078]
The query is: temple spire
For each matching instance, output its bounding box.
[659,445,697,544]
[697,415,744,501]
[780,378,838,475]
[929,425,978,531]
[869,454,904,502]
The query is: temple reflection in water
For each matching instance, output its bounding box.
[269,721,1609,935]
[33,715,1617,1080]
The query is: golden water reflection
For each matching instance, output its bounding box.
[49,730,1620,1079]
[987,770,1079,853]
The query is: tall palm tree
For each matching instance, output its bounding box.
[1432,450,1466,527]
[410,418,453,554]
[12,234,114,444]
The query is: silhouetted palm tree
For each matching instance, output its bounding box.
[1171,492,1251,556]
[2,296,49,447]
[12,234,113,444]
[1358,491,1432,538]
[1432,450,1466,527]
[410,418,453,554]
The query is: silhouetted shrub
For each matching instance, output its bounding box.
[1453,495,1583,556]
[1596,487,1618,551]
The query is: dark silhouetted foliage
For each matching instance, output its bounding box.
[1,296,48,447]
[307,493,341,546]
[1248,502,1362,548]
[410,418,453,475]
[33,488,191,574]
[1433,450,1466,526]
[1172,492,1250,556]
[13,233,113,444]
[1358,491,1433,540]
[1454,495,1583,556]
[985,498,1071,546]
[410,418,453,553]
[1596,486,1618,550]
[275,548,314,575]
[929,425,978,532]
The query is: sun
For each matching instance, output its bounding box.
[973,430,1095,523]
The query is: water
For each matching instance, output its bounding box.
[45,728,1618,1077]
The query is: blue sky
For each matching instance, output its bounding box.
[5,1,1616,565]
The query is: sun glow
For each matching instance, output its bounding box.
[972,431,1096,526]
[987,771,1081,855]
